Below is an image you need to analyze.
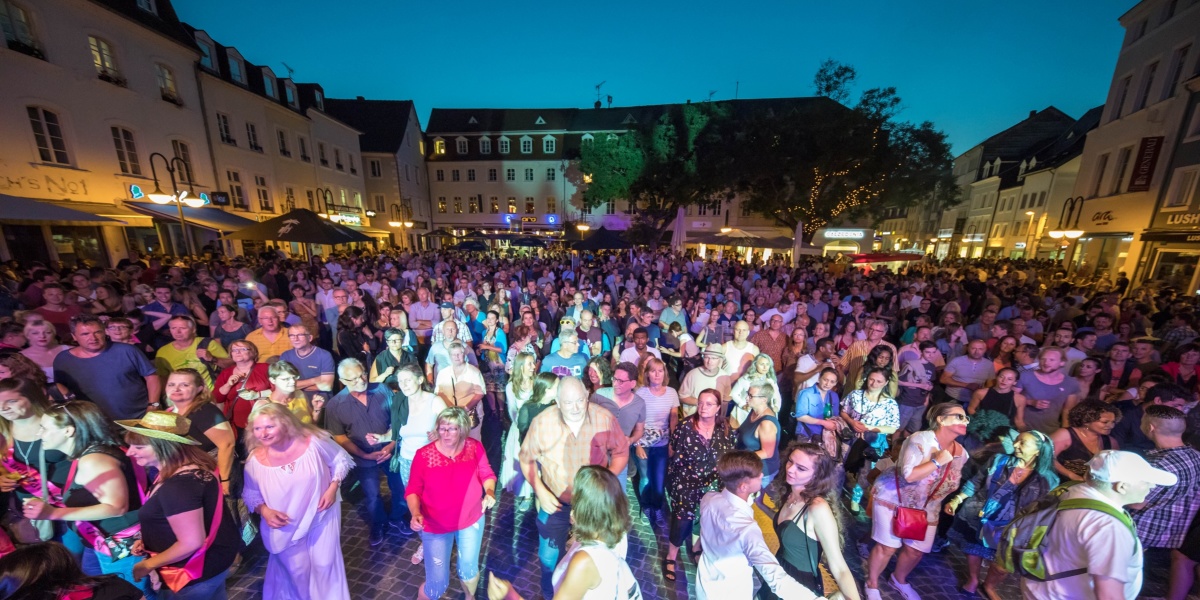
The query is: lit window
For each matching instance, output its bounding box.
[438,197,447,213]
[155,63,178,98]
[110,127,141,175]
[507,197,517,213]
[454,197,463,213]
[490,197,499,213]
[88,36,119,77]
[547,197,556,213]
[27,106,69,164]
[525,197,535,214]
[469,196,481,213]
[434,139,446,155]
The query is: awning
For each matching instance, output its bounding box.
[125,201,257,233]
[0,194,124,226]
[41,201,154,227]
[1139,231,1200,243]
[345,224,392,237]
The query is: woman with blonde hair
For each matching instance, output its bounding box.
[20,318,69,383]
[213,339,271,432]
[164,368,236,494]
[501,352,536,500]
[243,402,354,599]
[633,356,680,523]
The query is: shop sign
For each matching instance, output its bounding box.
[521,216,537,223]
[1,173,90,195]
[1141,231,1200,243]
[824,230,865,239]
[337,213,361,226]
[1166,213,1200,226]
[547,214,558,224]
[1091,211,1115,226]
[1126,136,1164,193]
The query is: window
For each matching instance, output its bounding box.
[404,165,410,181]
[263,73,276,98]
[451,169,460,182]
[246,123,262,152]
[499,137,510,154]
[547,168,556,181]
[369,159,382,178]
[373,194,385,213]
[488,168,497,182]
[1038,191,1046,206]
[110,127,141,175]
[88,36,122,83]
[334,148,343,170]
[741,201,753,217]
[506,169,515,182]
[1111,76,1131,121]
[525,197,535,214]
[306,189,315,211]
[196,40,213,69]
[227,170,247,209]
[520,137,533,154]
[298,136,310,161]
[318,143,328,166]
[228,56,243,83]
[480,138,491,154]
[285,84,296,106]
[155,63,178,100]
[454,197,463,214]
[546,197,556,214]
[435,169,444,182]
[217,113,235,145]
[171,140,193,182]
[135,0,155,13]
[1020,194,1028,209]
[26,106,69,164]
[438,197,447,213]
[1163,0,1179,20]
[581,203,592,215]
[507,197,517,213]
[469,196,481,213]
[255,175,272,211]
[1165,45,1191,100]
[544,137,556,153]
[1090,153,1109,197]
[524,168,534,181]
[276,130,290,157]
[349,154,356,175]
[1110,146,1133,195]
[433,139,446,155]
[1134,62,1158,111]
[1164,168,1199,208]
[605,201,616,215]
[313,90,323,110]
[457,139,468,154]
[489,197,499,213]
[1,2,40,54]
[467,169,476,182]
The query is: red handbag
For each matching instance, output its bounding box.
[892,445,955,541]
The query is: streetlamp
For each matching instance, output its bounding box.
[1023,210,1036,256]
[315,187,334,218]
[963,224,977,257]
[147,152,200,257]
[1047,196,1085,239]
[387,202,414,249]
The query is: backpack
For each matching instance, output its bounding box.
[996,482,1137,582]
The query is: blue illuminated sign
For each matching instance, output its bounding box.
[504,214,515,224]
[547,214,558,224]
[199,192,210,205]
[129,184,144,199]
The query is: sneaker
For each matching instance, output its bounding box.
[850,500,861,513]
[368,529,384,547]
[410,543,424,564]
[864,587,883,600]
[889,574,922,600]
[931,536,950,553]
[389,520,414,536]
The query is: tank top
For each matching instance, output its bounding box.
[1057,427,1114,479]
[774,499,824,595]
[977,388,1016,421]
[552,539,642,600]
[737,412,781,476]
[65,446,142,536]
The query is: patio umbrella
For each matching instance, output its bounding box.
[713,228,762,242]
[423,227,458,237]
[511,236,549,248]
[458,231,492,241]
[225,208,370,244]
[451,240,489,252]
[573,226,632,251]
[670,207,687,251]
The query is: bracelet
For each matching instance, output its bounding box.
[220,477,229,482]
[930,456,943,468]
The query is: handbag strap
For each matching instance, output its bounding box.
[895,443,957,510]
[177,469,224,578]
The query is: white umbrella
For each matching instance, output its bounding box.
[670,206,687,251]
[792,220,805,267]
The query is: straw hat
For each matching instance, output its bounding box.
[116,410,201,445]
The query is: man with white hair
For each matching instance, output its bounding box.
[325,358,412,546]
[1022,450,1177,600]
[245,305,291,363]
[540,329,588,378]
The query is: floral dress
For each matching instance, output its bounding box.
[666,419,737,522]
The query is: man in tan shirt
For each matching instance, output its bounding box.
[245,306,291,363]
[519,376,628,596]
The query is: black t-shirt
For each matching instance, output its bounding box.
[182,403,228,454]
[139,469,241,583]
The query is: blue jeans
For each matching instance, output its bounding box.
[536,505,572,597]
[158,570,228,600]
[82,547,157,599]
[420,515,486,598]
[634,445,668,511]
[356,460,408,532]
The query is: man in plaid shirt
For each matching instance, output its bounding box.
[1129,405,1200,599]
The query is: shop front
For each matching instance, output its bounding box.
[811,227,875,257]
[0,195,152,268]
[1052,195,1153,284]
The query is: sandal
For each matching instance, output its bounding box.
[687,542,702,562]
[662,558,677,581]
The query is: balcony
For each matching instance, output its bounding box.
[97,69,127,87]
[161,91,184,106]
[7,39,45,60]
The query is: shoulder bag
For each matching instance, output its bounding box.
[892,444,955,541]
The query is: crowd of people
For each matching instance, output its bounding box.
[0,247,1197,600]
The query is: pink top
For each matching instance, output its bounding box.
[405,438,496,534]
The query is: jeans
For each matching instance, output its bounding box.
[669,515,696,548]
[158,570,228,600]
[82,547,157,599]
[536,505,572,597]
[634,444,668,511]
[356,460,408,532]
[420,515,486,598]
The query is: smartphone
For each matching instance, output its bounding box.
[243,282,255,289]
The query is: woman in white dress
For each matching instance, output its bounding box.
[242,402,355,600]
[501,353,536,498]
[435,341,486,440]
[730,353,783,423]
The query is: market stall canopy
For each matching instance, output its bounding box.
[126,201,257,233]
[572,226,632,251]
[1,194,123,226]
[224,209,371,244]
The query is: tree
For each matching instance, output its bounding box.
[704,60,957,241]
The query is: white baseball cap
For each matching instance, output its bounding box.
[1088,450,1177,486]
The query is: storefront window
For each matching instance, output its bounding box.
[1150,250,1200,293]
[1070,236,1132,282]
[125,227,162,256]
[51,226,106,268]
[823,241,859,257]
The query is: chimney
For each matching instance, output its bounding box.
[1029,109,1037,118]
[357,96,365,101]
[594,100,602,109]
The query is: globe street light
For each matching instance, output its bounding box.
[147,152,199,257]
[1048,196,1085,239]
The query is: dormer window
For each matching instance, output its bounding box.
[479,137,491,154]
[284,83,296,106]
[519,136,533,154]
[1028,156,1037,170]
[433,138,446,155]
[456,137,468,154]
[498,136,510,154]
[263,72,276,98]
[543,136,556,153]
[313,90,324,110]
[136,0,156,14]
[1019,160,1028,175]
[581,133,595,145]
[228,54,244,84]
[197,40,214,70]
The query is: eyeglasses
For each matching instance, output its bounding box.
[942,413,971,424]
[339,374,366,383]
[612,377,634,384]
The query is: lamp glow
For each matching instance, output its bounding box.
[577,224,591,232]
[388,221,401,227]
[148,186,174,204]
[1047,231,1065,239]
[1064,230,1084,239]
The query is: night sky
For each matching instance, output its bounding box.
[173,0,1132,152]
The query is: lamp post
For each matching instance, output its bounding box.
[387,202,414,249]
[963,224,977,258]
[315,187,334,218]
[1023,210,1037,257]
[1047,196,1085,240]
[147,152,200,257]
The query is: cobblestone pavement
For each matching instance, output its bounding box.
[226,417,1192,599]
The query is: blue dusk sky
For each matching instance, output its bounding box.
[173,0,1133,153]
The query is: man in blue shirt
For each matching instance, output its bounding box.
[540,330,589,378]
[279,324,336,398]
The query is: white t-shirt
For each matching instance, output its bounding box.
[397,391,446,460]
[1020,485,1143,600]
[794,354,820,390]
[618,346,661,367]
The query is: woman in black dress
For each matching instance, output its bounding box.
[663,389,736,581]
[968,367,1028,431]
[1050,399,1120,481]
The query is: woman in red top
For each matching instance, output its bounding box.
[213,339,271,431]
[405,407,497,600]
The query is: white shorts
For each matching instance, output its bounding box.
[871,501,937,553]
